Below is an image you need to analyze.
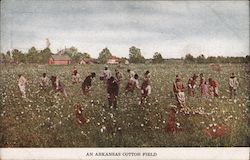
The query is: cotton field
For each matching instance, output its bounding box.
[0,63,249,147]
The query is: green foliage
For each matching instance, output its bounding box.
[71,52,91,63]
[196,54,206,63]
[152,52,164,63]
[246,55,250,63]
[0,53,6,63]
[64,47,78,58]
[98,48,112,64]
[184,53,195,63]
[129,46,145,63]
[12,49,26,63]
[40,48,52,63]
[26,47,39,63]
[82,52,91,59]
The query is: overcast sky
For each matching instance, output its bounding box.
[1,0,249,58]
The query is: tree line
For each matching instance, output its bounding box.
[184,53,250,64]
[0,46,249,64]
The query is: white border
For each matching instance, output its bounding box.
[0,148,249,160]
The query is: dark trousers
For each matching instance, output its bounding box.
[108,94,117,109]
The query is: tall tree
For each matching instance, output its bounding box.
[82,52,91,59]
[152,52,164,63]
[40,47,52,63]
[26,46,39,63]
[129,46,145,63]
[184,53,195,63]
[98,48,112,64]
[12,49,25,63]
[196,54,206,63]
[65,46,78,58]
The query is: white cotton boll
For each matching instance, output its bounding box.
[110,113,114,118]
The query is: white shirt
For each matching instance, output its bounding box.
[103,69,112,79]
[130,77,139,89]
[141,85,151,95]
[229,77,239,89]
[129,70,136,78]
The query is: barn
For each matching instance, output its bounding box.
[48,54,71,65]
[107,56,120,64]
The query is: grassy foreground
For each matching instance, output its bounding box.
[0,63,249,147]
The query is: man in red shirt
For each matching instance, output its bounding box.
[208,78,219,97]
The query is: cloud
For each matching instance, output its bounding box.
[1,0,249,58]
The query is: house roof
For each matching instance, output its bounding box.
[51,54,71,61]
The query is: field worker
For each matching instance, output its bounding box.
[50,76,68,98]
[208,78,219,98]
[115,69,123,84]
[199,73,206,95]
[201,81,209,98]
[127,69,136,78]
[75,104,86,126]
[18,74,28,98]
[140,79,151,104]
[103,66,112,80]
[229,73,239,99]
[107,76,119,109]
[82,72,96,96]
[125,73,140,95]
[72,66,80,84]
[173,75,186,107]
[144,70,151,81]
[39,73,49,89]
[187,77,196,96]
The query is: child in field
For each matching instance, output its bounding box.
[50,76,68,98]
[208,78,219,98]
[107,76,119,109]
[72,66,80,84]
[187,77,196,96]
[173,75,186,108]
[199,73,206,95]
[140,79,151,105]
[39,73,49,89]
[18,74,28,98]
[127,69,136,78]
[229,73,239,99]
[103,66,112,80]
[201,81,209,98]
[75,104,87,126]
[144,70,151,81]
[115,69,123,84]
[125,73,140,95]
[82,72,96,96]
